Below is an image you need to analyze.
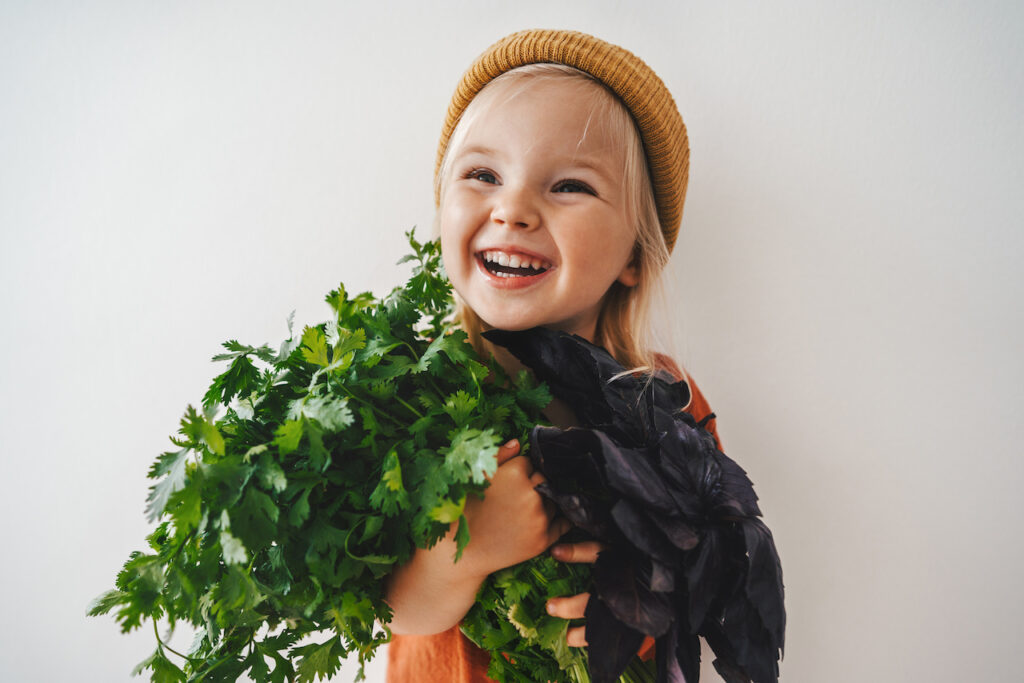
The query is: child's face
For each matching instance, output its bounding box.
[439,78,638,342]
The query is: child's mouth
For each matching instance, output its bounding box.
[478,250,551,279]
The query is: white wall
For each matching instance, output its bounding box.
[2,1,1021,681]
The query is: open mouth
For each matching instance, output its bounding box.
[477,250,552,279]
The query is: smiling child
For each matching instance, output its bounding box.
[384,29,722,682]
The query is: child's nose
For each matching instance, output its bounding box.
[490,185,540,230]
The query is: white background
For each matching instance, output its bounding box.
[2,1,1022,681]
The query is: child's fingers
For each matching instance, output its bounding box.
[495,438,520,466]
[547,592,590,620]
[566,625,588,648]
[546,516,573,546]
[550,540,604,563]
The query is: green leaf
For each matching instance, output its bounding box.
[428,494,465,524]
[288,394,353,433]
[85,589,125,617]
[211,339,276,363]
[453,514,471,561]
[536,617,574,669]
[178,405,225,455]
[369,450,410,517]
[204,353,262,408]
[132,649,186,682]
[289,487,312,527]
[258,456,288,492]
[514,369,553,412]
[300,326,329,367]
[145,448,189,522]
[443,390,479,425]
[508,602,539,641]
[333,326,367,358]
[220,529,247,566]
[294,637,344,682]
[168,483,202,532]
[441,428,501,485]
[274,420,304,455]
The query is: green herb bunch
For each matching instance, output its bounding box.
[88,231,605,682]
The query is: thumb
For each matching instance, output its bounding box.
[495,438,521,466]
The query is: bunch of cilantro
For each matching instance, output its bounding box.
[89,232,613,683]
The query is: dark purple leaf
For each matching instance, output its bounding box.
[530,426,608,492]
[654,622,686,683]
[585,593,646,683]
[684,528,724,632]
[742,519,786,655]
[600,434,676,513]
[593,549,674,637]
[535,482,610,538]
[650,558,675,593]
[702,621,751,683]
[712,451,761,517]
[610,499,677,564]
[650,514,700,552]
[655,620,701,683]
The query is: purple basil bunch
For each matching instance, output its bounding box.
[484,328,785,683]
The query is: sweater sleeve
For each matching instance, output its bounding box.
[387,361,719,682]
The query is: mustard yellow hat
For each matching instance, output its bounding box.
[435,29,689,253]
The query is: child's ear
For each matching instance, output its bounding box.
[616,258,640,287]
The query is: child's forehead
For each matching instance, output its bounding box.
[465,76,625,147]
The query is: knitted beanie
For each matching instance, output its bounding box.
[435,29,689,253]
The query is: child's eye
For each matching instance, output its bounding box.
[465,168,499,184]
[552,179,596,195]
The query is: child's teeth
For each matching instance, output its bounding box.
[480,250,552,274]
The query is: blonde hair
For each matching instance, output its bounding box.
[435,63,670,372]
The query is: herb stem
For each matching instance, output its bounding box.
[152,619,192,662]
[336,385,404,428]
[393,395,423,419]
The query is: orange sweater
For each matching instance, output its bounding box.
[386,365,719,683]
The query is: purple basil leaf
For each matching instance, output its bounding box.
[585,593,647,683]
[655,620,701,683]
[658,434,707,520]
[702,622,752,683]
[654,621,686,683]
[742,519,786,656]
[720,590,777,683]
[650,558,675,593]
[530,425,608,492]
[610,498,677,564]
[712,658,753,683]
[600,434,675,513]
[685,528,724,631]
[535,482,610,538]
[593,549,674,637]
[714,451,762,517]
[650,513,700,551]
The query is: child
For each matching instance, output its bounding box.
[384,29,721,682]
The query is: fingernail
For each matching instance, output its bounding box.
[504,438,519,449]
[546,600,556,615]
[551,545,566,560]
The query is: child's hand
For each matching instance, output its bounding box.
[545,540,605,647]
[459,439,572,580]
[386,438,569,635]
